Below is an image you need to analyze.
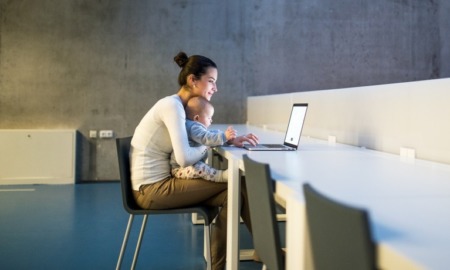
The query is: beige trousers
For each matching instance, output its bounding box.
[133,177,252,270]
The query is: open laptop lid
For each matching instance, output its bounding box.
[282,103,308,149]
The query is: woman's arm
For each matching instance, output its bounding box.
[160,97,207,167]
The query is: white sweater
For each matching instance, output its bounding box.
[130,95,207,190]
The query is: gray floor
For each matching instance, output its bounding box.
[0,182,278,270]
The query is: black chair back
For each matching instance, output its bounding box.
[303,183,377,270]
[116,136,146,214]
[243,155,284,270]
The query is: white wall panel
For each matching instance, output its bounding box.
[248,79,450,164]
[0,130,76,184]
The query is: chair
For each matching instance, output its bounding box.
[115,137,219,270]
[303,183,377,270]
[243,155,284,270]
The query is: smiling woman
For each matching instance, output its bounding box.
[174,52,218,100]
[129,52,258,270]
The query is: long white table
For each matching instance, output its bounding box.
[211,124,450,270]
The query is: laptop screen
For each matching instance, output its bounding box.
[283,103,308,148]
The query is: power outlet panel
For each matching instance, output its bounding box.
[99,130,114,138]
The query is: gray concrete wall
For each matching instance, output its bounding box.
[440,0,450,77]
[0,0,448,181]
[243,0,441,95]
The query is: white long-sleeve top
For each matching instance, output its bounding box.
[130,95,207,190]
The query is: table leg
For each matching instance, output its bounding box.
[226,158,240,270]
[285,195,312,270]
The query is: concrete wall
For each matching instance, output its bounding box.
[0,0,448,181]
[440,0,450,77]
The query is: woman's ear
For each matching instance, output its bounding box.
[187,74,196,87]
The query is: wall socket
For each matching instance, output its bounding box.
[89,130,97,138]
[328,135,337,144]
[99,130,114,138]
[400,147,416,159]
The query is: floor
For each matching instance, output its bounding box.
[0,182,284,270]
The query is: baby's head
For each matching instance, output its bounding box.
[186,96,214,128]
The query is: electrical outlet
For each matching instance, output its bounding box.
[400,147,415,159]
[328,135,336,144]
[99,130,114,138]
[89,130,97,138]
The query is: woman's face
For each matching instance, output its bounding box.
[192,67,218,101]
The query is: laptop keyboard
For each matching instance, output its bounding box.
[260,144,287,148]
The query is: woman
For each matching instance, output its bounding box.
[130,52,258,269]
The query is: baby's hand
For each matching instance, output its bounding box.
[225,126,237,141]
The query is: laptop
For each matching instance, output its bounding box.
[244,103,308,151]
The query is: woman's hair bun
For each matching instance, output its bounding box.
[174,52,189,68]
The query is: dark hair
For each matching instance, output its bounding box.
[174,52,217,87]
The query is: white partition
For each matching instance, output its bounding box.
[0,130,76,185]
[247,93,293,132]
[247,78,450,165]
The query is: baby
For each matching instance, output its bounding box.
[170,96,236,182]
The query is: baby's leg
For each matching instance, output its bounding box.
[173,162,227,182]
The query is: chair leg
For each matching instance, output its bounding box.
[204,223,212,270]
[131,214,149,270]
[116,214,134,270]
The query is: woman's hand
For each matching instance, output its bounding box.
[229,133,259,147]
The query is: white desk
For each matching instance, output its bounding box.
[211,124,450,270]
